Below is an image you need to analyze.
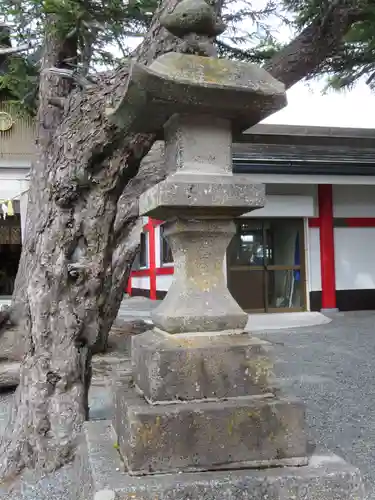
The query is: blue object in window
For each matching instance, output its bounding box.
[294,232,300,281]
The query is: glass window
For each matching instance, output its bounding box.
[132,252,140,271]
[267,269,302,309]
[265,220,302,267]
[160,226,173,264]
[139,232,148,268]
[227,222,265,266]
[227,218,305,312]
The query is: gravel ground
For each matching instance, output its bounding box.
[0,310,374,498]
[256,311,375,499]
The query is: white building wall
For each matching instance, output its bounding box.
[157,275,173,291]
[334,228,375,290]
[154,225,162,268]
[333,185,375,217]
[308,228,321,291]
[136,184,375,301]
[332,185,375,291]
[131,276,150,290]
[242,194,315,218]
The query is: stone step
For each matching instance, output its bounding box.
[78,420,365,500]
[114,379,308,475]
[132,330,275,403]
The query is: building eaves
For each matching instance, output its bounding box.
[232,142,375,176]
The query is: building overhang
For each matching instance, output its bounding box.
[0,159,31,170]
[231,173,375,185]
[233,157,375,176]
[234,124,375,177]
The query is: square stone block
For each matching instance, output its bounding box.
[77,420,366,500]
[113,381,308,475]
[132,330,275,402]
[138,173,265,219]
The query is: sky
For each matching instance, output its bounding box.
[246,1,375,129]
[226,0,375,129]
[263,79,375,129]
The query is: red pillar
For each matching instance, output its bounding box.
[126,276,132,296]
[148,218,157,300]
[318,184,337,310]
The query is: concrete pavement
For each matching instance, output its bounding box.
[118,296,332,330]
[256,311,375,498]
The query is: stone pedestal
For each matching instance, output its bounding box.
[114,379,308,476]
[131,330,275,401]
[150,219,249,333]
[114,331,309,476]
[78,421,365,500]
[139,113,265,335]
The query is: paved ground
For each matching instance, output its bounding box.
[1,310,375,498]
[118,296,332,330]
[256,310,375,498]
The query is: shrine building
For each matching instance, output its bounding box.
[128,123,375,313]
[1,103,375,314]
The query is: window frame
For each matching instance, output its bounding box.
[139,231,148,268]
[159,225,173,266]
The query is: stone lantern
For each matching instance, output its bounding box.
[78,1,365,498]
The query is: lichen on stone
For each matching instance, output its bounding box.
[160,0,225,38]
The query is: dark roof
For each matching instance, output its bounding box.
[233,125,375,176]
[233,143,375,163]
[244,123,375,141]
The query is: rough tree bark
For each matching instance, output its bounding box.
[92,142,167,352]
[0,0,222,479]
[0,0,368,481]
[264,0,368,89]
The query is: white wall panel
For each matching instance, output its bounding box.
[308,227,321,291]
[154,226,162,268]
[335,227,375,290]
[0,178,26,200]
[242,195,315,218]
[156,275,174,291]
[333,185,375,218]
[303,219,311,311]
[131,277,150,290]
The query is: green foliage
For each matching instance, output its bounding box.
[1,0,285,114]
[2,0,156,67]
[0,56,38,114]
[219,0,284,63]
[217,39,281,63]
[0,0,158,111]
[281,0,375,90]
[324,9,375,90]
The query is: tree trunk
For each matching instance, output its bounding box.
[92,141,166,352]
[0,0,215,477]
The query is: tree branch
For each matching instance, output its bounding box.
[41,68,95,87]
[0,43,32,55]
[264,1,368,89]
[47,97,66,109]
[113,142,166,244]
